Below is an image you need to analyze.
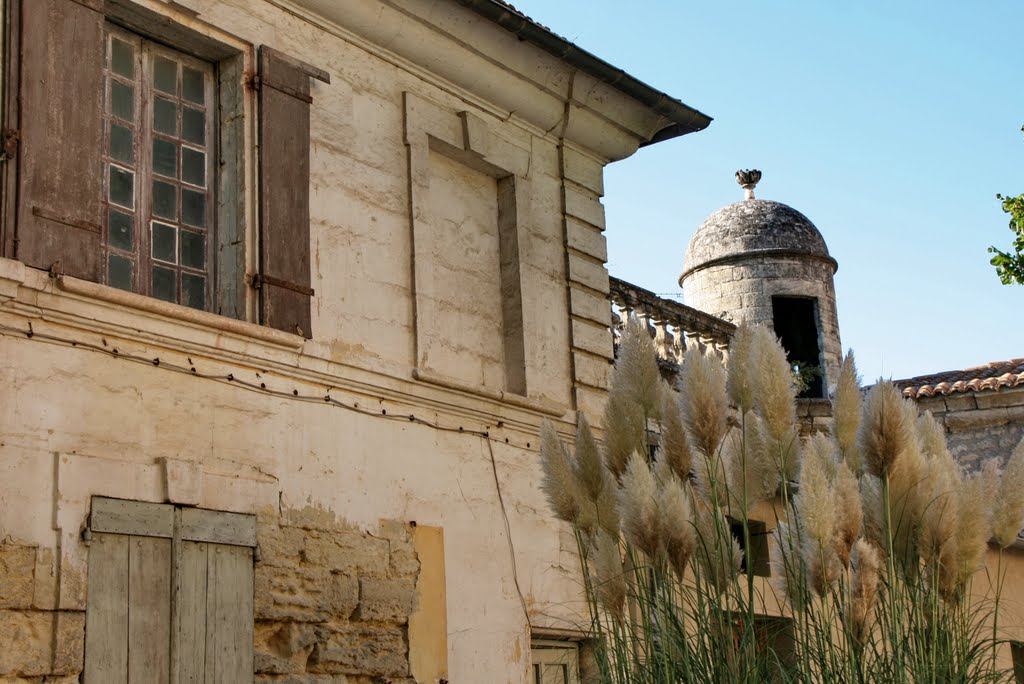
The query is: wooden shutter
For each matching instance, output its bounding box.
[84,533,173,683]
[84,498,255,683]
[175,541,254,683]
[257,47,329,338]
[16,0,104,279]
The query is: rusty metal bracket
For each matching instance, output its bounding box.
[2,128,19,160]
[251,272,315,297]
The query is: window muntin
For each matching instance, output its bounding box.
[531,640,580,684]
[102,27,215,310]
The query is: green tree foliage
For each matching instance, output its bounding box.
[989,125,1024,285]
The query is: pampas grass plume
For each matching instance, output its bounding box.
[659,474,696,581]
[619,451,661,558]
[603,388,645,480]
[753,326,797,445]
[799,433,836,547]
[833,459,862,568]
[858,381,913,479]
[539,419,584,526]
[573,413,605,502]
[680,344,729,458]
[660,385,694,482]
[917,411,951,462]
[589,529,626,622]
[832,351,862,472]
[916,451,961,597]
[860,474,885,557]
[615,317,663,421]
[951,460,996,595]
[722,414,779,508]
[727,322,757,414]
[798,434,841,594]
[850,539,881,646]
[887,428,925,571]
[993,436,1024,548]
[772,521,807,611]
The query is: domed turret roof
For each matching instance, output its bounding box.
[680,172,836,282]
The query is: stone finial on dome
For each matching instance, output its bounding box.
[736,169,762,200]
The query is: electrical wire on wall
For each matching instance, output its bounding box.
[0,319,535,630]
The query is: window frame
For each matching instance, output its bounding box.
[3,0,325,338]
[531,638,581,684]
[101,24,218,310]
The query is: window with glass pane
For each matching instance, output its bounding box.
[531,641,579,684]
[102,27,214,310]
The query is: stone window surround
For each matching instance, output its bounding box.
[403,91,541,407]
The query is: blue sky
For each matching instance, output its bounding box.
[509,0,1024,381]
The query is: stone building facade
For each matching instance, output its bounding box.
[0,0,711,681]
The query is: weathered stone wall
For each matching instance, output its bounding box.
[796,398,834,436]
[255,511,420,683]
[0,0,653,680]
[682,256,842,392]
[0,511,422,684]
[0,542,82,683]
[913,387,1024,471]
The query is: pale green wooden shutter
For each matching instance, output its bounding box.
[84,498,254,683]
[176,541,253,683]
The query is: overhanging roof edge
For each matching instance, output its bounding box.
[455,0,713,144]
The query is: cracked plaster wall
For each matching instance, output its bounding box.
[0,0,624,680]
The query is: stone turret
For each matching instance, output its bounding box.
[679,171,841,397]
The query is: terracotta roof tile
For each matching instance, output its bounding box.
[893,359,1024,399]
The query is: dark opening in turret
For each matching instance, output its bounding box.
[771,296,824,398]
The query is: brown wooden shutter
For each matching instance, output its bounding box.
[16,0,105,279]
[257,47,329,338]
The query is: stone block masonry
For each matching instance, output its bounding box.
[0,508,420,683]
[0,542,84,681]
[254,508,421,683]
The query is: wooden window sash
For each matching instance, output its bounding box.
[101,24,216,310]
[531,640,580,684]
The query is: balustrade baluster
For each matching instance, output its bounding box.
[607,276,737,373]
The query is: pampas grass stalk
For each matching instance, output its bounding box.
[679,344,728,458]
[993,437,1024,548]
[538,322,1014,684]
[833,351,863,471]
[858,381,912,479]
[618,451,661,558]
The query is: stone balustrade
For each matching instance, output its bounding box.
[609,276,736,367]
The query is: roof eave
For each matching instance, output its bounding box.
[455,0,712,144]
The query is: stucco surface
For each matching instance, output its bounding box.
[0,0,626,680]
